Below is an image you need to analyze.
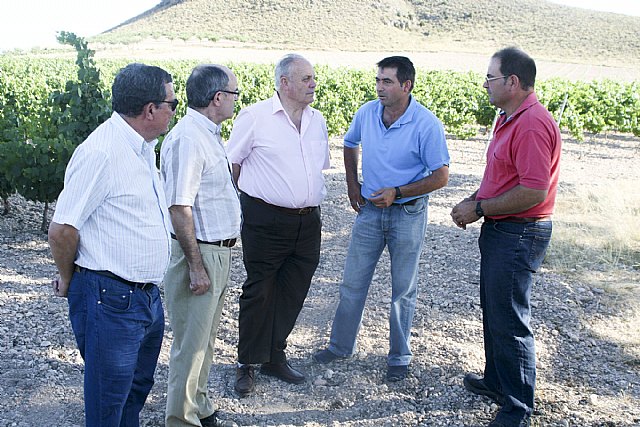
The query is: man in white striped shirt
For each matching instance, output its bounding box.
[160,65,241,427]
[48,63,175,427]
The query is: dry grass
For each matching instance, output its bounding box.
[91,0,640,67]
[548,179,640,289]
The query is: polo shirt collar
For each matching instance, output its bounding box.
[501,92,539,123]
[376,95,417,128]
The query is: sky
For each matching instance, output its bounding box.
[0,0,639,52]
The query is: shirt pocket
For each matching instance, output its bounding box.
[487,149,516,185]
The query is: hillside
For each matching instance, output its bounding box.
[92,0,640,66]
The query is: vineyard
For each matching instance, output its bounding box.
[1,37,639,230]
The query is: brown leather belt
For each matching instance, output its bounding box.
[74,266,155,291]
[170,233,236,247]
[245,193,317,215]
[485,216,551,223]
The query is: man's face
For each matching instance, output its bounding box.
[154,82,177,137]
[220,71,239,121]
[282,60,316,106]
[376,67,408,107]
[483,57,508,108]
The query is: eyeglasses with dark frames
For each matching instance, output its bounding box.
[155,99,179,111]
[218,89,240,100]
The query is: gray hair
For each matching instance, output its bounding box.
[112,63,173,117]
[186,65,230,109]
[274,53,308,91]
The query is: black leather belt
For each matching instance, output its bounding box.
[244,193,317,215]
[485,216,551,223]
[74,266,155,291]
[170,233,236,247]
[394,198,420,206]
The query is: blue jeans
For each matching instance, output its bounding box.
[68,268,165,427]
[479,220,552,425]
[328,197,428,366]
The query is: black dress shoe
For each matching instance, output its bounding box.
[260,361,306,384]
[200,410,239,427]
[234,365,255,397]
[386,365,408,382]
[463,373,505,405]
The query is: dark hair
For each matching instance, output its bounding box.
[493,47,536,90]
[377,56,415,91]
[112,63,173,117]
[186,65,230,108]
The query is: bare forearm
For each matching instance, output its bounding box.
[479,185,547,216]
[169,206,204,270]
[397,166,449,198]
[48,222,79,283]
[343,146,360,189]
[451,184,548,230]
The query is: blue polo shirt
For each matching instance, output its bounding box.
[344,96,450,203]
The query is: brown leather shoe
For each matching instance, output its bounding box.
[234,365,255,397]
[260,361,306,384]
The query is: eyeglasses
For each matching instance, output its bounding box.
[485,75,508,84]
[219,89,240,100]
[155,99,179,111]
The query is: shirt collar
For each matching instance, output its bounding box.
[186,107,220,136]
[111,112,158,154]
[271,92,285,114]
[376,95,417,127]
[501,92,539,122]
[270,92,313,118]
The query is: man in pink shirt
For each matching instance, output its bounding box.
[226,54,330,397]
[450,47,561,427]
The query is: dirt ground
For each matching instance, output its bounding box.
[1,131,639,426]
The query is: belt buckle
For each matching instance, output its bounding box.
[140,283,154,291]
[298,207,311,215]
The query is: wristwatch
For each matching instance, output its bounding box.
[395,186,403,199]
[475,201,485,218]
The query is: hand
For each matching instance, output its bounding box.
[347,182,366,212]
[450,200,479,230]
[188,267,211,295]
[369,188,395,209]
[52,274,70,298]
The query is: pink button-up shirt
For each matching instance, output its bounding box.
[227,93,330,208]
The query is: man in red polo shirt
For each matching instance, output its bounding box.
[450,47,561,427]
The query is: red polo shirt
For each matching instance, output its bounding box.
[477,92,562,219]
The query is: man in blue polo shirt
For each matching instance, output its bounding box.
[313,56,450,381]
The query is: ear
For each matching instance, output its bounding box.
[143,102,156,120]
[507,74,520,90]
[402,80,413,93]
[210,91,222,107]
[280,75,289,90]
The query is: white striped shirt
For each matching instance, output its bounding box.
[160,108,241,242]
[53,112,171,284]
